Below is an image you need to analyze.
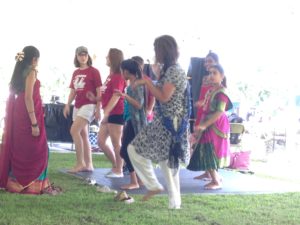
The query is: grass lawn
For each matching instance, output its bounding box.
[0,152,300,225]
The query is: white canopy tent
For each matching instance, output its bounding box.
[0,0,299,102]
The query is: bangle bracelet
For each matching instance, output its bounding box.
[31,123,38,128]
[28,111,35,114]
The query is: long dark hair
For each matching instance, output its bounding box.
[121,59,142,79]
[210,64,227,88]
[9,46,40,93]
[154,35,179,75]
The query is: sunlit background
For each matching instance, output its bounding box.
[1,0,300,123]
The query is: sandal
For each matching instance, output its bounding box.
[114,191,128,201]
[114,191,134,204]
[42,183,63,196]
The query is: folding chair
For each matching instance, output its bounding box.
[229,123,245,152]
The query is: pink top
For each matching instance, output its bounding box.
[101,73,127,115]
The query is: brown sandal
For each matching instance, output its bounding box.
[114,191,134,204]
[42,183,63,196]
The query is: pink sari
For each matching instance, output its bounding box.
[0,79,49,194]
[200,85,232,167]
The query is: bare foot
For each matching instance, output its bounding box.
[80,167,94,172]
[67,166,85,173]
[142,189,163,201]
[204,180,222,190]
[204,183,222,190]
[121,183,140,190]
[204,181,214,188]
[193,172,211,180]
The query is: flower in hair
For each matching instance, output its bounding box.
[15,52,25,62]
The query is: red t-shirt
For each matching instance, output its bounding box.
[69,66,102,108]
[101,73,126,115]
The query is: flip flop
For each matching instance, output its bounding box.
[114,191,134,204]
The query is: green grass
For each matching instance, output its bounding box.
[0,153,300,225]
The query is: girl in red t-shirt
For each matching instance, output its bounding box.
[98,48,126,178]
[63,46,102,173]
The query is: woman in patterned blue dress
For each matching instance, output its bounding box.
[128,35,190,209]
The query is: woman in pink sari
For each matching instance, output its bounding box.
[0,46,58,195]
[187,64,232,190]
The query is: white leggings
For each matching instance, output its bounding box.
[128,144,181,209]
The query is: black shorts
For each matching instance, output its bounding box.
[107,114,124,125]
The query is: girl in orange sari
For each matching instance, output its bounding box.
[0,46,58,195]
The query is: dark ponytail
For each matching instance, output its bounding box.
[121,59,142,79]
[10,46,40,93]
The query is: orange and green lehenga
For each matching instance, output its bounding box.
[187,84,233,171]
[6,167,50,194]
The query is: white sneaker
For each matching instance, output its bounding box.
[105,171,124,178]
